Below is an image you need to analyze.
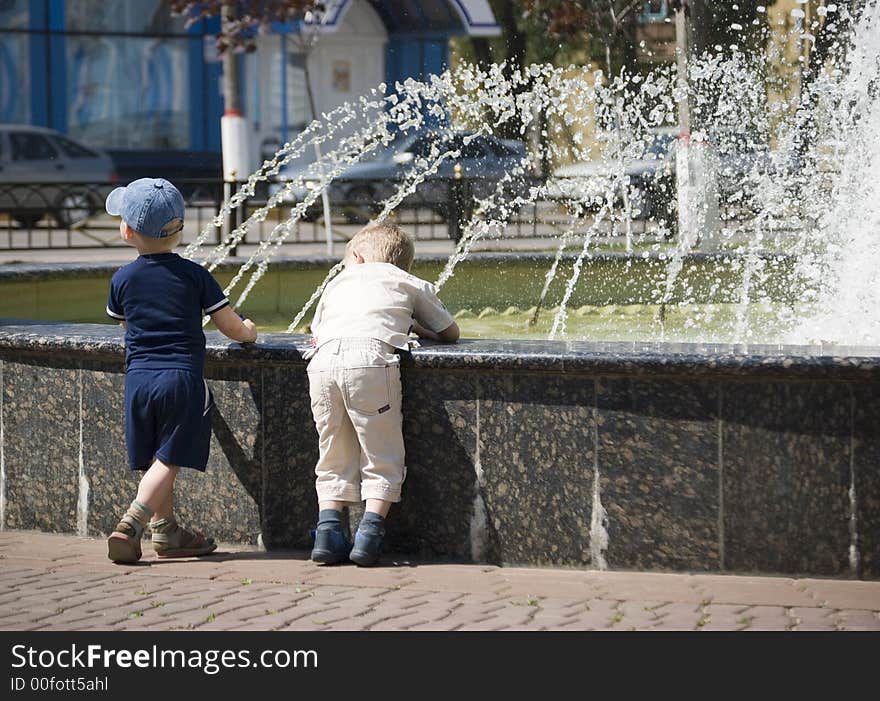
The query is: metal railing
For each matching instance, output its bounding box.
[0,179,221,251]
[0,175,723,252]
[0,176,560,251]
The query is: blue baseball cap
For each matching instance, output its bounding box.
[105,178,185,238]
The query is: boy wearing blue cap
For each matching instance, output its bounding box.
[104,177,258,563]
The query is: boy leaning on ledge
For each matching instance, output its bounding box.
[305,221,460,566]
[103,177,258,564]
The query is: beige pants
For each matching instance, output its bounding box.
[306,338,406,503]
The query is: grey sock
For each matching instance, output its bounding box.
[119,500,154,540]
[317,509,342,531]
[129,500,153,522]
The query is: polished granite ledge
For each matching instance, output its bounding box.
[2,320,877,577]
[0,250,793,281]
[1,320,880,379]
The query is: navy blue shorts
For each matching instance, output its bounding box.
[124,369,214,471]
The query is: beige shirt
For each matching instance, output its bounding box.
[310,262,455,351]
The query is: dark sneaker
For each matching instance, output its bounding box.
[310,527,350,565]
[349,528,383,567]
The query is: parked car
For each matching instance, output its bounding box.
[269,130,536,225]
[547,126,778,221]
[0,124,117,227]
[74,111,189,153]
[105,148,222,199]
[547,127,677,220]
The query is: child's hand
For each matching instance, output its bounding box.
[241,318,257,343]
[410,321,441,341]
[211,306,258,344]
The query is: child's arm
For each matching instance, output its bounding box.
[410,321,439,341]
[411,320,459,343]
[435,321,460,343]
[412,280,459,344]
[211,306,258,343]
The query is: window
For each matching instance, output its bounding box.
[487,139,522,157]
[407,136,437,158]
[448,135,486,160]
[0,34,31,123]
[65,35,191,150]
[65,0,185,34]
[641,0,669,22]
[0,0,28,30]
[647,134,674,157]
[10,132,59,161]
[407,134,489,160]
[52,135,99,159]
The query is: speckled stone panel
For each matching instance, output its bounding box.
[853,383,880,578]
[722,380,852,576]
[2,359,80,532]
[261,365,318,549]
[393,368,479,560]
[4,309,880,581]
[172,365,262,545]
[596,378,720,572]
[80,364,139,538]
[477,373,595,568]
[79,363,263,546]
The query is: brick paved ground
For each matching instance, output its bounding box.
[2,531,878,632]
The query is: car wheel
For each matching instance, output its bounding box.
[342,186,378,225]
[12,212,45,228]
[433,180,475,226]
[433,201,474,242]
[53,190,95,228]
[301,202,323,223]
[626,185,656,221]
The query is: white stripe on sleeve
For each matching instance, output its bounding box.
[106,306,125,320]
[203,297,230,314]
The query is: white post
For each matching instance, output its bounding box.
[303,53,334,256]
[221,114,251,182]
[302,9,334,256]
[220,1,251,250]
[674,6,698,250]
[674,4,720,251]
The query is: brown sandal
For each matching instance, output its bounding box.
[151,518,217,558]
[107,520,143,563]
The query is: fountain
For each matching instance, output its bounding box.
[0,2,878,578]
[144,2,870,349]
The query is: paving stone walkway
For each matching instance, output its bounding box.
[2,531,879,632]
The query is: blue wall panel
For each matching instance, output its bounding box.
[386,36,449,87]
[27,0,49,126]
[204,61,223,152]
[7,2,457,160]
[187,33,205,151]
[423,39,448,75]
[47,0,67,132]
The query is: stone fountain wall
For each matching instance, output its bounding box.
[0,320,877,579]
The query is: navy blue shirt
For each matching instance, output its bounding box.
[106,253,229,372]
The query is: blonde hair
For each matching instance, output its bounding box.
[347,221,415,271]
